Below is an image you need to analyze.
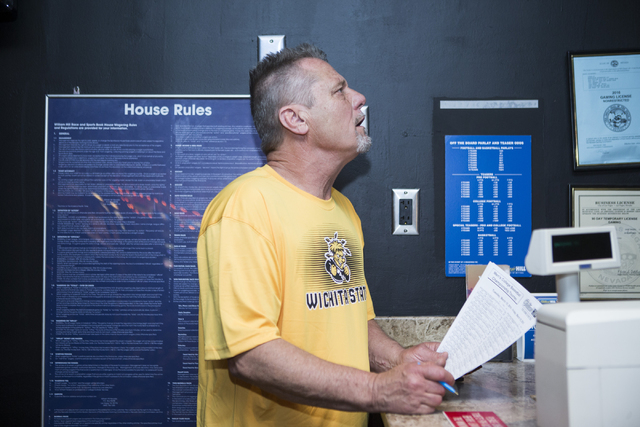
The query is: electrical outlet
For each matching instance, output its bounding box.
[393,189,419,235]
[399,199,412,225]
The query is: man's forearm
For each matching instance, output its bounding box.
[227,326,453,415]
[367,319,405,372]
[228,338,378,412]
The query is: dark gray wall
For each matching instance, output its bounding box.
[1,0,639,423]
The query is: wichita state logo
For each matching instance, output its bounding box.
[324,232,351,284]
[304,230,368,311]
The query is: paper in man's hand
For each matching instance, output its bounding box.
[437,262,542,379]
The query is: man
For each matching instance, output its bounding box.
[197,43,454,426]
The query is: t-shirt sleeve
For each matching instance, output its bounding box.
[198,191,282,361]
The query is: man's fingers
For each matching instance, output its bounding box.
[415,362,455,389]
[410,393,443,414]
[433,351,448,366]
[406,342,448,367]
[372,362,451,414]
[422,341,440,352]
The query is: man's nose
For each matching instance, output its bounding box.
[350,89,366,111]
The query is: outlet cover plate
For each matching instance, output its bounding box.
[361,105,369,135]
[393,189,419,235]
[258,35,285,61]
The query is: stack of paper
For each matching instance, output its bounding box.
[437,262,542,379]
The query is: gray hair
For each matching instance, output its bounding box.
[250,43,328,155]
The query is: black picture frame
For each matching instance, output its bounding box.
[568,50,640,170]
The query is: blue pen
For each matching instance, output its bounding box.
[417,362,458,395]
[439,381,458,395]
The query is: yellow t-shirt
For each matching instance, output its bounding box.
[197,165,375,427]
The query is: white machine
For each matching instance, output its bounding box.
[535,301,640,427]
[525,225,620,302]
[525,226,640,426]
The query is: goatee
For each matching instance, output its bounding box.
[356,133,372,154]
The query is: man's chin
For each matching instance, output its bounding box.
[356,133,372,154]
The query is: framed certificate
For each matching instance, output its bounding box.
[571,186,640,299]
[569,51,640,169]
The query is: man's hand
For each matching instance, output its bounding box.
[398,341,448,368]
[368,320,448,372]
[367,320,455,414]
[369,360,454,414]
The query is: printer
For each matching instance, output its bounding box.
[536,301,640,427]
[525,226,640,426]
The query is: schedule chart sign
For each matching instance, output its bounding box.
[42,96,265,426]
[445,135,531,277]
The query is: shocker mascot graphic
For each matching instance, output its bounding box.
[324,232,352,284]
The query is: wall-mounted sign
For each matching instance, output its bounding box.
[42,95,265,427]
[445,135,531,277]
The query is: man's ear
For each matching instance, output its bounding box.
[279,105,309,136]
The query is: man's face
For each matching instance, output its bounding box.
[300,58,370,156]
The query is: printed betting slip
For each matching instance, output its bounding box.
[437,262,542,379]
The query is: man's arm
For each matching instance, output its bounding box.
[228,336,453,415]
[367,319,448,373]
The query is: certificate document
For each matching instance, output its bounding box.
[572,187,640,299]
[571,53,640,167]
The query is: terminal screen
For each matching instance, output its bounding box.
[552,232,613,263]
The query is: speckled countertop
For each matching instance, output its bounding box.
[383,360,537,427]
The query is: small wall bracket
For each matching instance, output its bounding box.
[258,35,285,61]
[361,105,369,136]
